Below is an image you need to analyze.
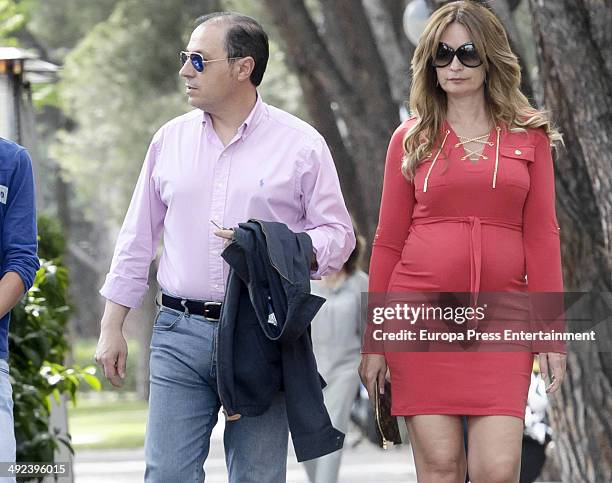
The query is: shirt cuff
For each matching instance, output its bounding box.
[99,273,148,309]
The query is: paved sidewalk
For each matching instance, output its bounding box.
[73,420,417,482]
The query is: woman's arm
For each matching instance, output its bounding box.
[523,129,567,393]
[363,120,417,354]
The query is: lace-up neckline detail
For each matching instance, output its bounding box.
[423,121,502,192]
[456,132,493,162]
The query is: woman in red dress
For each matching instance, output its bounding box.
[359,2,567,482]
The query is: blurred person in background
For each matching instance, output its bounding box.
[303,225,367,483]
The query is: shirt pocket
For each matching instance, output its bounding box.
[498,146,534,189]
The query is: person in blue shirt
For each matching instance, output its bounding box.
[0,138,39,474]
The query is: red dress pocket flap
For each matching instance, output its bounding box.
[499,146,535,162]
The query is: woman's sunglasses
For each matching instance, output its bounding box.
[432,42,483,68]
[179,51,244,73]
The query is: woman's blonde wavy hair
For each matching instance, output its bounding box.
[402,0,562,180]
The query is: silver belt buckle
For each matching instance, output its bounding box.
[204,301,222,321]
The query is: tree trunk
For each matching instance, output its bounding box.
[362,0,412,104]
[297,73,370,239]
[529,1,612,481]
[262,0,401,256]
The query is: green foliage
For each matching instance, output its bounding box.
[8,215,100,463]
[27,0,118,58]
[52,0,197,224]
[31,84,61,110]
[0,0,26,42]
[36,216,65,259]
[68,397,147,450]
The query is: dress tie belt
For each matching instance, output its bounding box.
[410,216,523,307]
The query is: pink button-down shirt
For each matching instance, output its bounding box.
[100,95,355,308]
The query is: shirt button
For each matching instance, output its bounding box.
[514,149,522,155]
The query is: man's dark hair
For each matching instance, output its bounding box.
[195,12,269,87]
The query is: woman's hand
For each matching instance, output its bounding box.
[538,352,567,393]
[359,354,387,400]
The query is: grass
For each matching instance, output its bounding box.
[67,338,148,450]
[68,394,148,450]
[72,338,140,393]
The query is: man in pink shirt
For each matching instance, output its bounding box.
[94,11,355,483]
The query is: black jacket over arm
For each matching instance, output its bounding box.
[217,219,344,462]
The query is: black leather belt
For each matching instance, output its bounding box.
[161,294,222,321]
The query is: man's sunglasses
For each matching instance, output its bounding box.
[180,51,244,73]
[432,42,483,68]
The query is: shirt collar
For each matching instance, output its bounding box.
[239,92,266,139]
[201,91,267,141]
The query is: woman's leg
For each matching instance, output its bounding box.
[466,415,524,483]
[404,415,467,483]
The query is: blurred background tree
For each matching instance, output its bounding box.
[529,1,612,481]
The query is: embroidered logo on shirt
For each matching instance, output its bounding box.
[0,185,7,204]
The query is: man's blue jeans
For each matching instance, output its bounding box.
[144,305,289,483]
[0,359,16,483]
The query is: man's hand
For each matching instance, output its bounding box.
[310,251,318,272]
[213,228,234,247]
[359,354,387,400]
[95,300,130,388]
[95,327,128,388]
[538,352,567,394]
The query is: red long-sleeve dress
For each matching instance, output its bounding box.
[368,117,565,419]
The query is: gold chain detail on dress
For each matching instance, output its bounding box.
[423,129,450,193]
[492,126,501,188]
[455,132,494,162]
[423,125,502,191]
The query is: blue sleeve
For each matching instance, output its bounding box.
[2,149,39,292]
